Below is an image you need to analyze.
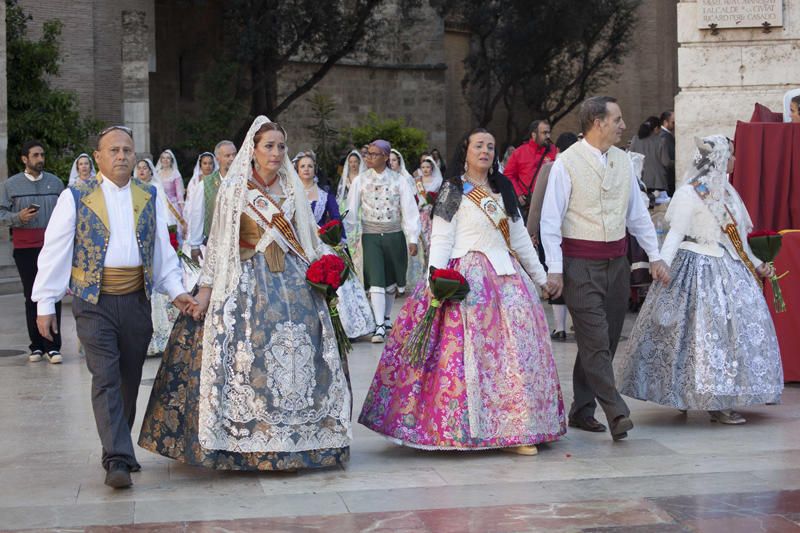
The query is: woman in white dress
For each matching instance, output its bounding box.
[616,135,783,424]
[155,149,186,225]
[135,158,182,356]
[181,153,217,286]
[337,150,366,282]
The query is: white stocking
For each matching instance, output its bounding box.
[369,288,386,327]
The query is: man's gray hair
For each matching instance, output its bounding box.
[579,96,617,134]
[214,140,236,156]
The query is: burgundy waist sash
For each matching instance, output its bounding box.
[562,236,628,260]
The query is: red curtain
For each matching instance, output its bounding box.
[749,103,783,123]
[731,121,800,231]
[766,231,800,382]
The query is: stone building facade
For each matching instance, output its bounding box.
[148,0,447,161]
[3,0,678,173]
[675,0,800,178]
[14,0,155,153]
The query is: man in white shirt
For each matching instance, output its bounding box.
[540,96,670,441]
[344,140,420,343]
[33,126,196,488]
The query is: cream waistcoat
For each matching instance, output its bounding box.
[559,143,631,242]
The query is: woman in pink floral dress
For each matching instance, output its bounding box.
[359,129,566,455]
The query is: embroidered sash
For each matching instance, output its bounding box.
[245,180,309,264]
[691,179,759,283]
[414,178,426,197]
[463,183,515,254]
[165,197,187,231]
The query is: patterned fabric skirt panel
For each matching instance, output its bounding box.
[406,206,433,290]
[616,249,783,410]
[139,253,351,471]
[359,251,566,450]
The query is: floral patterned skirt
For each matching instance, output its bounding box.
[138,253,350,471]
[359,251,566,450]
[616,249,783,410]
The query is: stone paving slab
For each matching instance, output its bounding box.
[0,293,798,531]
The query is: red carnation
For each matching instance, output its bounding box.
[748,230,780,239]
[318,219,341,235]
[305,253,352,356]
[430,268,467,284]
[168,229,179,251]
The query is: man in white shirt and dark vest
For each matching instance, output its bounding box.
[32,126,196,488]
[540,96,670,441]
[345,140,420,343]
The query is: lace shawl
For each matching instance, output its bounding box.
[199,115,321,304]
[432,180,463,222]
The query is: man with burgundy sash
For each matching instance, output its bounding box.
[32,127,195,488]
[540,96,670,441]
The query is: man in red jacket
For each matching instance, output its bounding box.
[504,120,558,222]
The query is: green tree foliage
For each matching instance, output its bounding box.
[344,113,429,174]
[436,0,640,143]
[5,0,101,181]
[176,61,246,157]
[304,92,346,182]
[223,0,422,121]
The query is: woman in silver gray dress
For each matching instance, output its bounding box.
[616,135,783,425]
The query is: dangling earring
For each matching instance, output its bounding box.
[463,161,469,172]
[255,160,262,172]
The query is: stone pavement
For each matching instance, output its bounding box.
[0,292,798,532]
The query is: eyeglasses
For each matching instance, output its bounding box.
[97,125,134,138]
[365,151,385,158]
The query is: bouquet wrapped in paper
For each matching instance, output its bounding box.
[318,218,356,275]
[168,224,200,272]
[748,230,787,313]
[306,254,352,356]
[404,267,470,367]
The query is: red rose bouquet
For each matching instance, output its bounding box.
[748,230,788,313]
[318,218,356,274]
[306,254,352,356]
[424,190,438,206]
[404,267,470,367]
[168,225,200,272]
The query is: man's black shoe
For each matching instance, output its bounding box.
[611,415,634,441]
[105,461,133,489]
[568,416,607,432]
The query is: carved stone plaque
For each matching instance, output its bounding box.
[698,0,783,29]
